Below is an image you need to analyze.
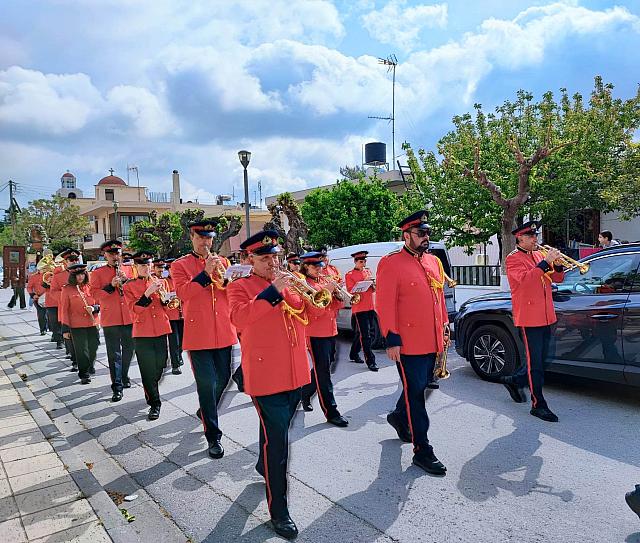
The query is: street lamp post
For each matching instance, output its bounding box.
[238,150,251,238]
[113,201,119,240]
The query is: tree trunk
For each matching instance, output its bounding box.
[499,207,518,289]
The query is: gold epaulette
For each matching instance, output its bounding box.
[387,248,402,255]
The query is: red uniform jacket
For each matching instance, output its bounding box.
[171,253,236,350]
[345,268,375,313]
[376,247,448,355]
[163,276,181,321]
[506,247,564,327]
[27,272,47,299]
[304,276,343,338]
[227,275,313,396]
[89,265,133,327]
[59,284,99,329]
[45,268,68,308]
[123,278,171,338]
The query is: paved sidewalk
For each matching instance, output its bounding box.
[0,359,112,542]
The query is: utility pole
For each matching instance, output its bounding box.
[369,54,398,169]
[8,180,20,244]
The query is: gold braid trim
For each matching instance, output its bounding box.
[428,257,446,291]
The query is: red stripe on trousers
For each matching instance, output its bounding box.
[187,352,207,433]
[520,327,538,408]
[252,398,273,513]
[307,344,329,418]
[397,361,416,450]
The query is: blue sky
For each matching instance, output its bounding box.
[1,0,639,210]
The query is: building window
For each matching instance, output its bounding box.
[68,192,76,199]
[120,215,147,240]
[105,189,114,201]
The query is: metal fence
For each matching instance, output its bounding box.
[451,265,501,286]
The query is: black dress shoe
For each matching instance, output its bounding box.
[350,357,365,364]
[88,366,96,375]
[123,381,131,389]
[367,363,379,372]
[271,516,298,539]
[196,407,202,419]
[413,452,447,476]
[208,440,224,459]
[148,406,161,420]
[171,367,182,375]
[111,391,123,403]
[255,461,265,477]
[626,485,640,518]
[530,406,559,422]
[40,331,46,336]
[301,400,313,412]
[80,377,91,385]
[327,415,349,427]
[386,412,412,443]
[503,383,527,403]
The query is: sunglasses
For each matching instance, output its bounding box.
[289,260,301,265]
[411,228,431,238]
[67,256,79,262]
[355,257,367,262]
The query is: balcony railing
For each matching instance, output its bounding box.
[451,265,501,286]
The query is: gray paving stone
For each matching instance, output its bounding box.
[0,495,18,521]
[0,420,36,435]
[0,414,32,428]
[9,465,72,495]
[0,516,27,542]
[4,452,64,478]
[0,428,45,450]
[31,520,111,543]
[0,478,11,500]
[14,480,82,516]
[22,498,96,540]
[0,441,53,462]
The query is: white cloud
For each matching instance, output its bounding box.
[106,85,177,138]
[362,1,448,52]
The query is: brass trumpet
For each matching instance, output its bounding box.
[537,245,590,274]
[276,270,333,308]
[204,250,227,289]
[152,277,181,309]
[331,281,361,305]
[37,253,63,285]
[433,324,451,380]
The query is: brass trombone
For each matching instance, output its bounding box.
[275,270,333,308]
[537,245,590,274]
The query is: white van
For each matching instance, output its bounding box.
[327,241,456,331]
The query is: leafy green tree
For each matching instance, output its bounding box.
[601,142,640,219]
[0,195,92,253]
[404,77,640,268]
[301,178,401,248]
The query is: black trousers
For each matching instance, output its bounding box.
[70,327,99,379]
[65,336,76,362]
[8,287,26,309]
[34,302,48,333]
[168,319,184,369]
[512,325,553,409]
[103,324,135,392]
[134,336,167,408]
[46,307,62,343]
[392,353,436,456]
[189,347,232,444]
[349,310,377,365]
[301,336,340,420]
[254,389,300,520]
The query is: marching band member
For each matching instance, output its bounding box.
[123,252,171,421]
[162,258,184,375]
[299,251,346,425]
[89,240,135,402]
[27,266,48,335]
[285,253,303,277]
[319,247,341,280]
[50,249,81,369]
[171,220,237,459]
[59,264,100,385]
[44,248,78,350]
[345,250,378,371]
[498,221,564,422]
[227,230,321,540]
[376,210,448,476]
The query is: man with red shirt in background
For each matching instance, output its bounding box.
[345,250,378,372]
[27,266,48,335]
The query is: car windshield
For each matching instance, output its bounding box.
[556,253,639,295]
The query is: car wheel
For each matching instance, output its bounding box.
[467,324,519,381]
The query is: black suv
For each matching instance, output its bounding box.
[454,243,640,387]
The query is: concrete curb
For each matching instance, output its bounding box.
[0,354,141,543]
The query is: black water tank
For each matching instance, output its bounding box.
[364,142,387,166]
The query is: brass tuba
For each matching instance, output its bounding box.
[276,270,333,308]
[537,245,590,274]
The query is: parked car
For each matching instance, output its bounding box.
[328,241,456,331]
[454,244,640,387]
